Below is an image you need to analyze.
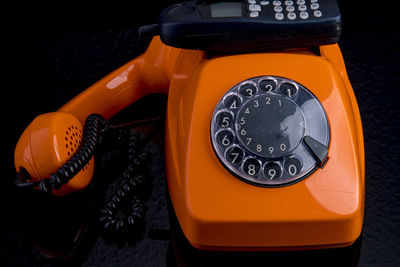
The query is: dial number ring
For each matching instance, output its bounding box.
[210,76,330,187]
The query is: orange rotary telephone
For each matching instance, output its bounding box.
[14,0,364,266]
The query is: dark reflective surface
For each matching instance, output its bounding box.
[4,1,400,266]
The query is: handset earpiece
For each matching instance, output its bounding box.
[14,111,107,196]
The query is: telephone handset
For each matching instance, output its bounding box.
[14,0,365,264]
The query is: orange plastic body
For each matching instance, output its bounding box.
[163,41,365,250]
[14,36,364,249]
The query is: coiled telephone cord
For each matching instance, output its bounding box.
[97,126,152,236]
[16,113,158,236]
[38,113,109,194]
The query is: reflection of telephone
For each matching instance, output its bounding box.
[14,0,364,265]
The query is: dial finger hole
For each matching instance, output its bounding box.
[284,157,302,175]
[216,129,234,147]
[239,83,257,98]
[215,111,234,128]
[263,162,282,180]
[280,82,298,97]
[224,93,242,110]
[225,146,244,165]
[242,158,261,177]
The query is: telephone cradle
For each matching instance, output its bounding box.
[14,3,364,266]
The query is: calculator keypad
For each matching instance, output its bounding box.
[246,0,323,20]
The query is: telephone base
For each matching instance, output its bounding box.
[167,195,362,267]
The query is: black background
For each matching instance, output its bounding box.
[4,0,400,266]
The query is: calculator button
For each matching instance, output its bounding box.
[273,1,282,6]
[313,10,322,17]
[298,4,307,11]
[311,0,318,3]
[286,5,295,12]
[275,12,284,20]
[299,11,309,19]
[250,11,259,17]
[287,12,296,20]
[285,0,294,5]
[310,3,319,10]
[274,5,283,12]
[248,0,257,4]
[260,1,270,5]
[296,0,305,5]
[249,4,261,12]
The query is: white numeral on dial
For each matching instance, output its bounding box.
[248,164,256,175]
[221,117,230,127]
[222,135,231,146]
[288,164,297,175]
[268,169,277,179]
[265,85,273,92]
[229,100,238,109]
[280,143,286,151]
[231,153,240,163]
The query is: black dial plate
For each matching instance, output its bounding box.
[236,94,305,158]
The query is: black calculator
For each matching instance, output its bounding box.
[159,0,342,53]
